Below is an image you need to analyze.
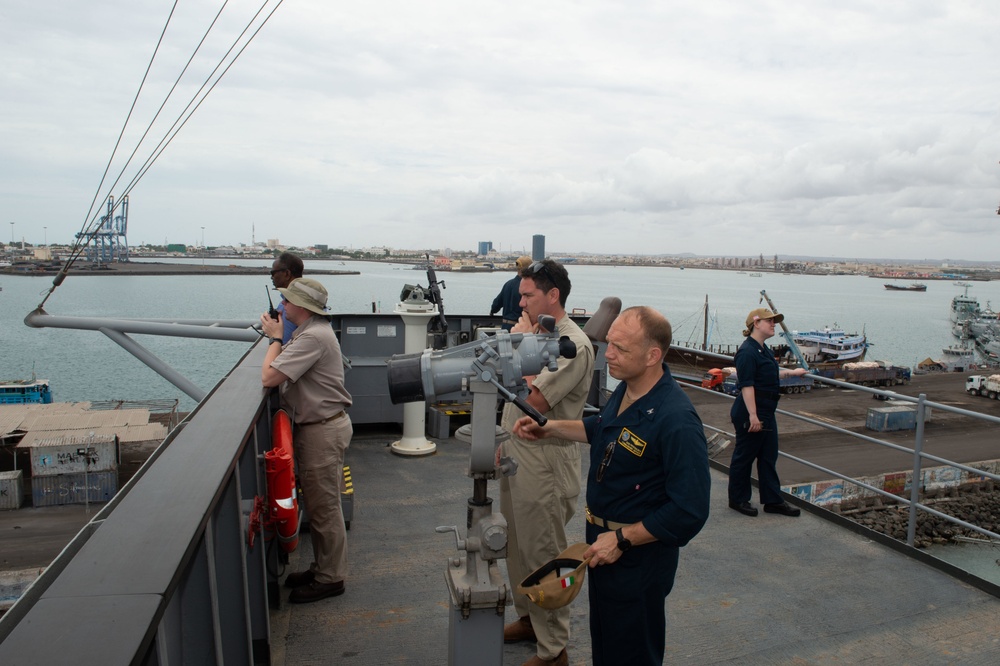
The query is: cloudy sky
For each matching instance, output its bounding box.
[2,0,998,260]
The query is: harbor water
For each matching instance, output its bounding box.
[2,258,999,584]
[3,259,1000,410]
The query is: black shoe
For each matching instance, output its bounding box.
[289,579,345,603]
[729,501,758,517]
[284,570,315,589]
[763,502,801,517]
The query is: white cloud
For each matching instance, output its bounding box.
[1,0,998,259]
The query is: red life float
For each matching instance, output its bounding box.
[265,409,299,552]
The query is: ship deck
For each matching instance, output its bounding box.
[271,425,1000,665]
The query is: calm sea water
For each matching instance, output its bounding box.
[3,258,1000,411]
[3,258,999,580]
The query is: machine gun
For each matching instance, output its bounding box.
[424,253,448,344]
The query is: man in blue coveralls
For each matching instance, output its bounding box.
[513,306,711,665]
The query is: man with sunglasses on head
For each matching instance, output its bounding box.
[270,252,305,343]
[512,306,711,666]
[499,258,594,666]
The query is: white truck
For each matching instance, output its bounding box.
[965,374,1000,399]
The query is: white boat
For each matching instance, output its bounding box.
[939,343,976,372]
[950,284,980,324]
[782,326,868,364]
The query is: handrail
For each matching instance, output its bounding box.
[0,342,276,664]
[683,378,1000,548]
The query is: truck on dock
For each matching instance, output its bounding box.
[840,361,911,387]
[965,374,1000,399]
[705,367,815,395]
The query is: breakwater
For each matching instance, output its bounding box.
[788,459,1000,548]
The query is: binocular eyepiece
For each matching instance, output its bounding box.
[387,320,576,405]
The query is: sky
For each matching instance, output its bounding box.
[2,0,999,261]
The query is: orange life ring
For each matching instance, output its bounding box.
[265,409,299,552]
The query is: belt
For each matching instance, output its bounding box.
[502,318,517,325]
[298,410,347,427]
[585,507,629,531]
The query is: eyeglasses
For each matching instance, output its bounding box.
[596,440,615,483]
[270,268,288,276]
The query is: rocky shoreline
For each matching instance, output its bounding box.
[842,482,1000,549]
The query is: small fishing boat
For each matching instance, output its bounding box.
[884,283,927,292]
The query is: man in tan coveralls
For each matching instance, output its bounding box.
[500,259,595,666]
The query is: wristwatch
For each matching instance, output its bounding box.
[615,527,632,552]
[269,337,283,346]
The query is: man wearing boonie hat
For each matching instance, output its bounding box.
[512,306,710,665]
[490,255,532,331]
[728,307,808,518]
[261,277,354,603]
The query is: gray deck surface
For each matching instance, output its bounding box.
[271,428,1000,666]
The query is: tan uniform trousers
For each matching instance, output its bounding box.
[500,437,581,661]
[295,414,352,584]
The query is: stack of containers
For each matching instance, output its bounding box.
[27,432,119,507]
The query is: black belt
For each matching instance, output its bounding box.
[756,390,781,401]
[299,411,346,427]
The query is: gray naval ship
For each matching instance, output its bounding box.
[2,264,999,665]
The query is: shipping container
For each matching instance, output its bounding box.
[25,433,118,477]
[0,470,24,510]
[865,405,931,432]
[31,470,118,507]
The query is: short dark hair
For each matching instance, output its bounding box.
[277,252,304,277]
[622,306,672,354]
[522,259,571,308]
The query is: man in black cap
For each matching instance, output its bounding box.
[513,306,711,665]
[270,251,305,343]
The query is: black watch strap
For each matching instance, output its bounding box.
[615,527,632,552]
[269,337,283,345]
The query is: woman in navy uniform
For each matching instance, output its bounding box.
[728,308,808,518]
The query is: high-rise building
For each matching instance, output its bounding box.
[477,241,493,256]
[532,235,545,261]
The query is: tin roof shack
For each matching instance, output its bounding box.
[19,433,119,508]
[1,403,169,508]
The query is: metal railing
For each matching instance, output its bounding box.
[0,342,277,665]
[687,372,1000,548]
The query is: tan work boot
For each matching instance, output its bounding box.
[522,648,569,666]
[503,616,536,644]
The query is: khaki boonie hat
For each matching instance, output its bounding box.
[517,542,590,609]
[278,277,331,315]
[515,255,533,270]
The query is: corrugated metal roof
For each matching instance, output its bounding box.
[3,402,166,446]
[20,432,118,448]
[18,424,166,446]
[0,403,93,436]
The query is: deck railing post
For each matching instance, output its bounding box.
[906,393,928,546]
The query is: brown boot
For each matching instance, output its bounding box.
[503,616,536,644]
[522,649,568,666]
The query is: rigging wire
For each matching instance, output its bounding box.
[38,0,285,310]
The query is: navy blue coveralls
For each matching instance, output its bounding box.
[582,364,711,666]
[728,336,785,505]
[490,275,522,330]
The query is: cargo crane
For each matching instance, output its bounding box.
[76,195,129,265]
